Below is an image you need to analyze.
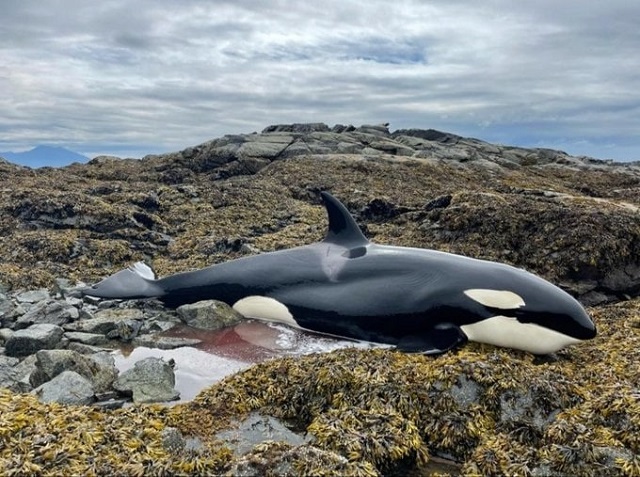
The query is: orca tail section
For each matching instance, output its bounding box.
[81,262,164,300]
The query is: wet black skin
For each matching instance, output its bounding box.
[84,192,596,353]
[154,240,596,349]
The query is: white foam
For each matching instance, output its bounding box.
[270,323,299,350]
[266,322,390,356]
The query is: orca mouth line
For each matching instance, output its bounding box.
[490,307,597,341]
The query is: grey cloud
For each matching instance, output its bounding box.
[0,0,639,160]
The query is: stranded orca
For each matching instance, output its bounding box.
[83,192,596,354]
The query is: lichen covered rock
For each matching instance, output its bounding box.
[1,124,639,304]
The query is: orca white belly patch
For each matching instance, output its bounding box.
[232,296,299,328]
[460,315,582,354]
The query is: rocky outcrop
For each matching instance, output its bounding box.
[0,123,639,475]
[1,123,639,305]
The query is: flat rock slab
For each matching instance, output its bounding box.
[132,335,202,350]
[64,331,109,345]
[4,324,64,357]
[68,308,144,334]
[15,289,50,304]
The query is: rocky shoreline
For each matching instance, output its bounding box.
[1,123,640,475]
[1,283,221,407]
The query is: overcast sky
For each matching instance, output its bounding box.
[1,1,639,161]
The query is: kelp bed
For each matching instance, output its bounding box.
[1,299,639,476]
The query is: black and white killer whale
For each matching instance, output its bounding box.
[83,192,596,354]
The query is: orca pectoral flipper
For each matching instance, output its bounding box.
[397,323,468,354]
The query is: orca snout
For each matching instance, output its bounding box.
[565,303,597,340]
[461,286,596,354]
[516,291,597,342]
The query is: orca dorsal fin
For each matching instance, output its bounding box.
[321,192,369,247]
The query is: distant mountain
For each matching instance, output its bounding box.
[0,145,89,168]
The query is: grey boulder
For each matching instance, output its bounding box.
[29,349,118,393]
[113,357,179,403]
[4,324,64,357]
[32,370,95,405]
[176,299,243,330]
[14,300,79,329]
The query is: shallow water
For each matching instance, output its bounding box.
[111,323,464,473]
[112,320,384,402]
